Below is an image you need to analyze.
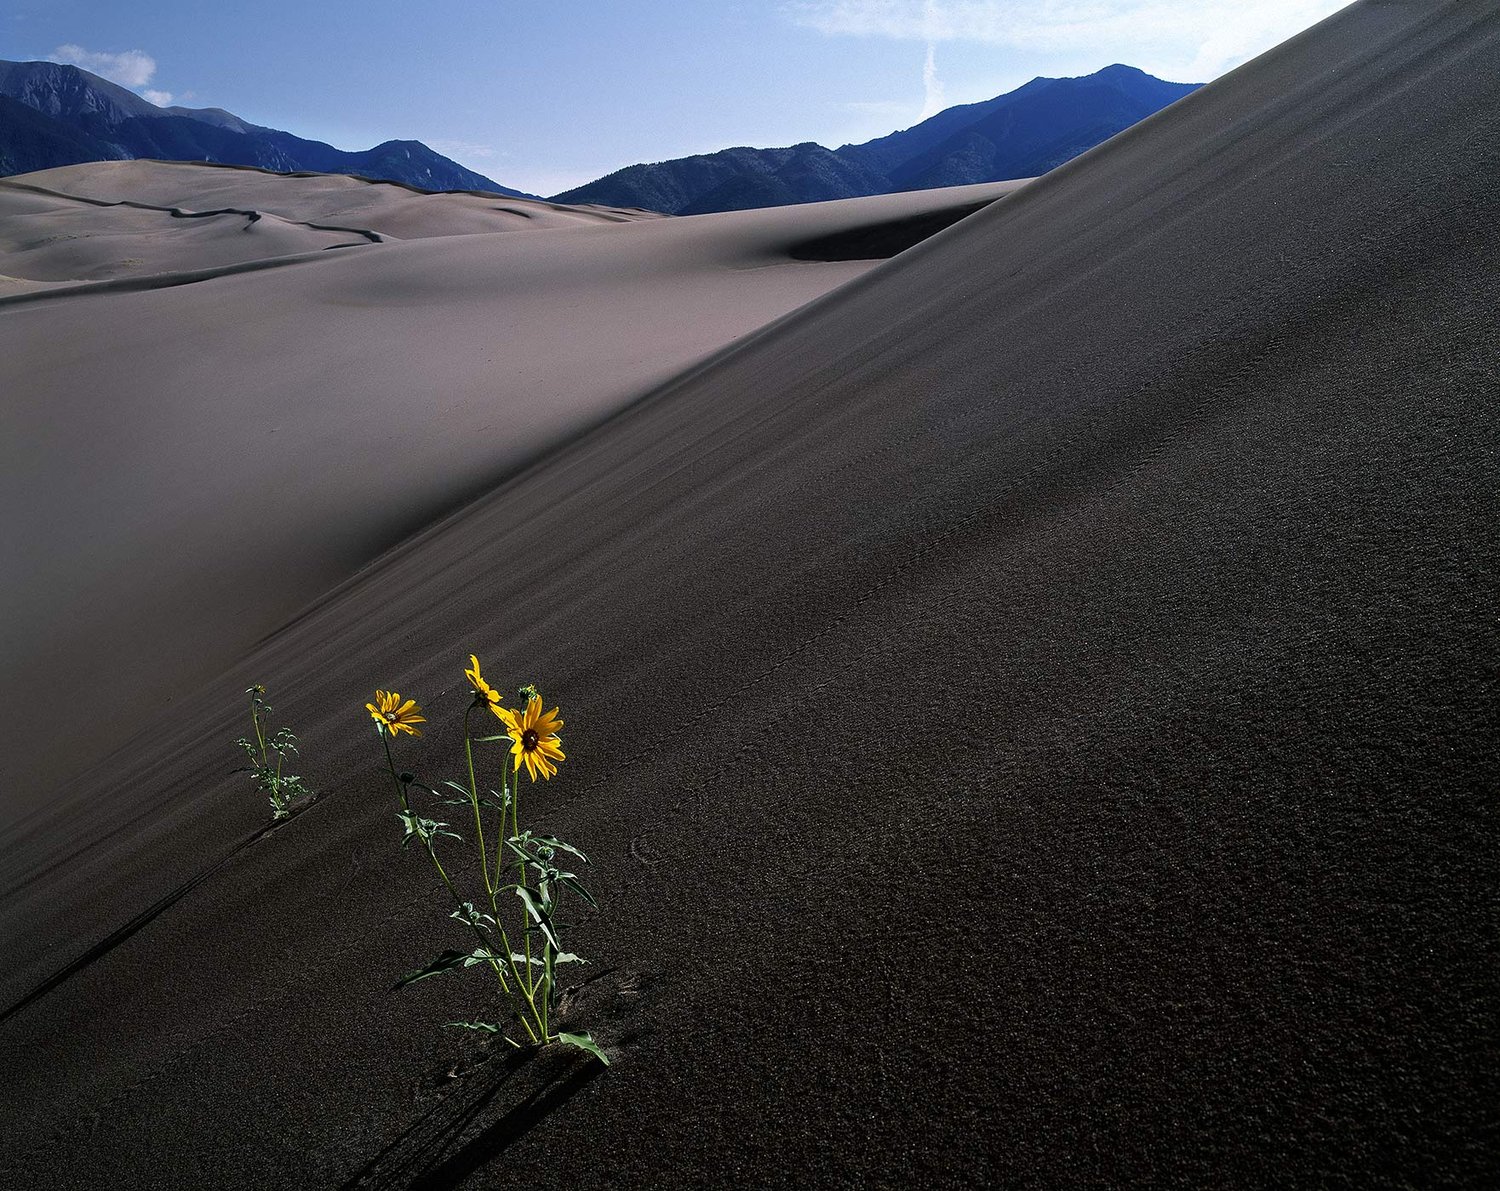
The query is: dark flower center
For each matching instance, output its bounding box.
[521,729,539,752]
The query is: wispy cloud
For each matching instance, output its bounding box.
[919,42,946,119]
[142,89,173,107]
[50,44,159,88]
[787,0,1349,79]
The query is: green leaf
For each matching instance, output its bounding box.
[504,839,535,865]
[445,1020,501,1034]
[393,949,471,989]
[450,903,495,928]
[536,836,590,864]
[397,809,461,847]
[557,875,598,909]
[553,952,587,965]
[556,1032,610,1066]
[514,887,562,952]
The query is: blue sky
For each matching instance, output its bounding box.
[4,1,1348,196]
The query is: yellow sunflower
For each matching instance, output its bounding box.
[463,654,505,719]
[496,693,565,781]
[366,690,425,737]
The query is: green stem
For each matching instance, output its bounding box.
[251,694,267,766]
[513,765,537,1006]
[487,767,540,1026]
[492,775,510,894]
[541,947,554,1039]
[496,762,545,1037]
[463,708,491,893]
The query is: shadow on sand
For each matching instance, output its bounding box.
[340,1045,605,1190]
[0,798,319,1025]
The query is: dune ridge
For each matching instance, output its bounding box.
[1,1,1495,1186]
[14,159,663,240]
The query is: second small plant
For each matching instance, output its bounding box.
[236,684,313,820]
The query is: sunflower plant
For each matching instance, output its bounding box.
[366,657,606,1065]
[235,684,313,820]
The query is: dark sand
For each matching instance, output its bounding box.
[2,1,1497,1187]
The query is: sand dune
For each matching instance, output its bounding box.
[0,183,372,285]
[1,1,1496,1187]
[0,160,672,290]
[0,170,1025,834]
[14,159,664,239]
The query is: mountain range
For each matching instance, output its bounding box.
[553,64,1200,213]
[0,60,526,197]
[0,59,1198,213]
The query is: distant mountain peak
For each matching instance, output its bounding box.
[0,57,534,197]
[555,64,1201,215]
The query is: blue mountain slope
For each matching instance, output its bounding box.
[0,59,533,197]
[553,64,1201,215]
[0,95,124,175]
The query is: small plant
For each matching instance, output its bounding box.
[366,655,606,1064]
[235,684,313,820]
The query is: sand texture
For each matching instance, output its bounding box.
[1,1,1496,1187]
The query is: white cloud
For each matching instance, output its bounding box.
[920,42,946,119]
[786,0,1350,80]
[50,44,159,89]
[142,89,173,107]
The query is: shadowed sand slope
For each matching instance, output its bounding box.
[1,2,1497,1188]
